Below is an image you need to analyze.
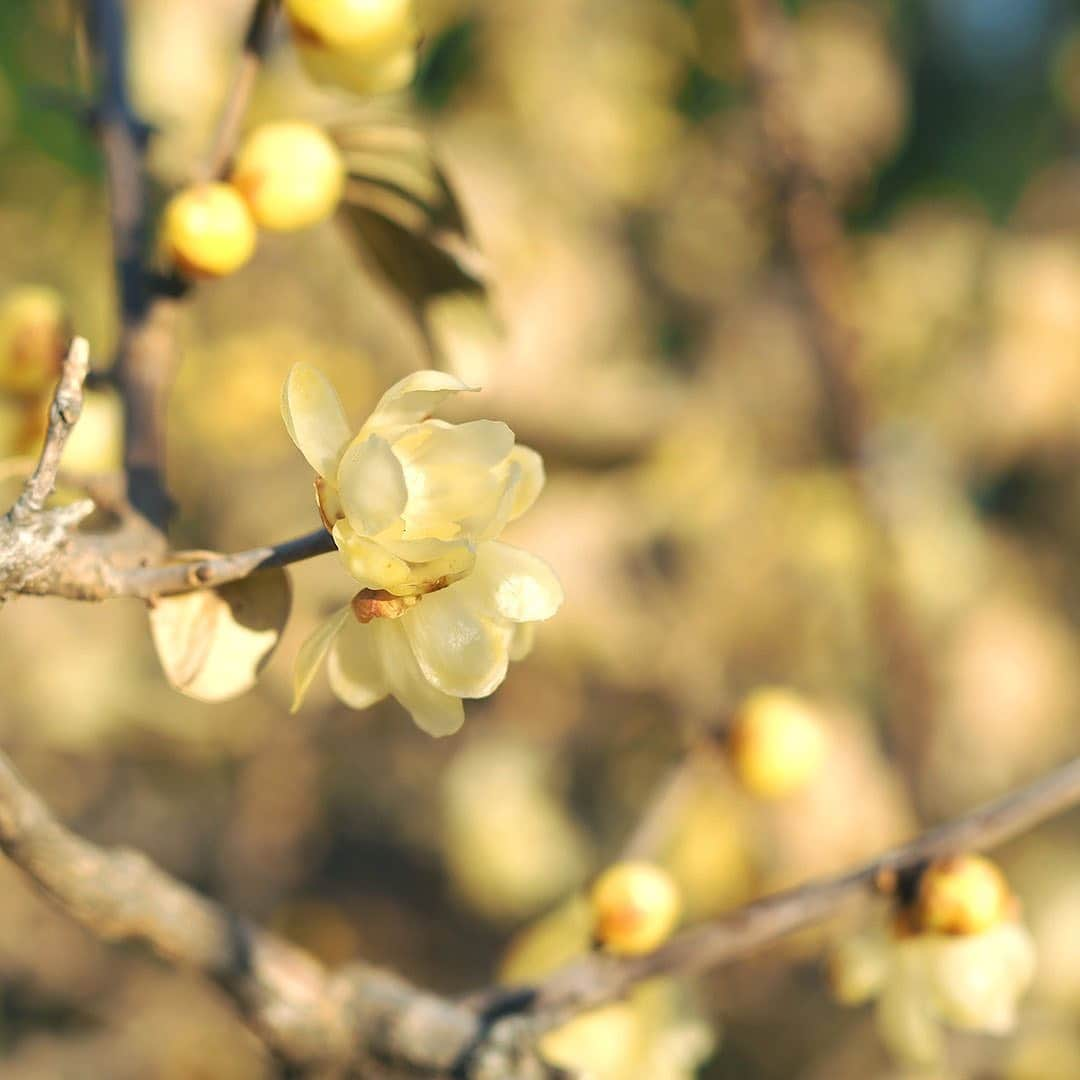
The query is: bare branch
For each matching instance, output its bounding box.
[521,755,1080,1030]
[201,0,281,181]
[119,526,337,598]
[7,337,91,524]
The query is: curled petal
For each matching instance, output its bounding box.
[470,542,564,623]
[337,434,408,536]
[333,523,412,590]
[361,370,476,437]
[505,445,545,521]
[282,363,352,477]
[291,605,350,711]
[373,619,465,736]
[404,586,509,698]
[328,617,388,709]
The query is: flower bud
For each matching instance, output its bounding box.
[916,854,1012,936]
[729,687,827,799]
[232,123,345,232]
[285,0,417,59]
[161,183,257,278]
[590,861,681,956]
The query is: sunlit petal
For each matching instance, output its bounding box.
[471,542,564,623]
[291,605,350,711]
[404,587,509,698]
[337,434,408,536]
[328,616,388,709]
[281,363,352,477]
[373,619,465,736]
[361,370,476,437]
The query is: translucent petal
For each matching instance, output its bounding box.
[472,460,521,542]
[508,621,536,662]
[281,363,352,477]
[505,444,545,521]
[332,523,412,590]
[291,605,350,711]
[373,619,465,736]
[328,616,388,709]
[337,434,408,536]
[405,419,514,470]
[403,586,509,698]
[400,461,506,541]
[469,542,564,623]
[360,370,476,437]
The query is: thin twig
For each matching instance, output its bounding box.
[201,0,281,181]
[7,338,91,525]
[120,526,336,598]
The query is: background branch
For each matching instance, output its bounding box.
[0,716,1074,1076]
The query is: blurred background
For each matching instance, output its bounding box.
[2,0,1080,1076]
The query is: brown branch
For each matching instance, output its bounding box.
[519,755,1080,1031]
[7,338,91,525]
[120,526,337,598]
[201,0,281,181]
[0,694,1076,1075]
[0,741,555,1077]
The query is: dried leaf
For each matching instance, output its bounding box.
[148,555,292,703]
[333,122,494,356]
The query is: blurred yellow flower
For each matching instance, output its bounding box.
[282,363,543,596]
[831,886,1036,1067]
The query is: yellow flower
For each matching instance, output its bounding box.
[292,541,563,735]
[282,363,544,595]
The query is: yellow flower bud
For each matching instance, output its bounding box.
[285,0,417,59]
[590,861,681,956]
[916,855,1012,936]
[161,183,257,278]
[0,286,68,397]
[231,123,345,232]
[729,687,827,799]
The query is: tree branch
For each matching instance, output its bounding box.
[519,755,1080,1031]
[7,338,91,525]
[0,720,1075,1076]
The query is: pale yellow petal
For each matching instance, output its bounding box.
[505,445,545,521]
[406,419,514,470]
[373,619,465,737]
[403,587,509,698]
[291,605,350,711]
[508,621,536,662]
[332,522,412,590]
[336,434,408,536]
[471,542,564,623]
[281,363,352,477]
[361,370,476,437]
[328,616,388,709]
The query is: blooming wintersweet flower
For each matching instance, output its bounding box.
[282,363,543,595]
[292,540,563,735]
